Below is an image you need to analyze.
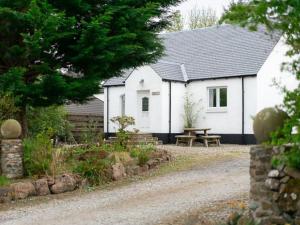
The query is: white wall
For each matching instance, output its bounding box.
[187,77,256,134]
[170,82,186,133]
[105,76,258,135]
[244,77,257,134]
[104,86,125,133]
[125,66,164,133]
[257,39,299,112]
[160,81,186,133]
[160,82,170,133]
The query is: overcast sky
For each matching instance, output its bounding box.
[176,0,231,18]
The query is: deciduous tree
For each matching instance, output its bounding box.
[166,10,184,32]
[188,6,218,30]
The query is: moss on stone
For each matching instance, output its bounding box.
[0,119,22,139]
[253,108,288,144]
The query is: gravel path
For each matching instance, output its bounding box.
[0,145,250,225]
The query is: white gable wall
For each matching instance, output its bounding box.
[125,66,164,133]
[257,39,299,111]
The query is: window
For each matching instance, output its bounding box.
[142,97,149,112]
[121,94,125,116]
[208,87,227,108]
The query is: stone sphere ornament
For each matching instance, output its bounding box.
[1,119,22,139]
[253,107,289,144]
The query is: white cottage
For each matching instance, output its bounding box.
[103,25,298,144]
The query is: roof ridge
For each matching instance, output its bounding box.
[180,64,189,82]
[157,60,182,66]
[160,24,229,36]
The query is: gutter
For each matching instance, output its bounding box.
[187,74,257,84]
[103,84,125,87]
[242,77,245,144]
[106,87,109,134]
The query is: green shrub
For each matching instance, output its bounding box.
[27,106,73,141]
[110,116,135,150]
[138,151,150,166]
[23,133,53,176]
[270,87,300,170]
[285,148,300,170]
[0,176,10,187]
[139,143,155,152]
[65,145,113,185]
[79,120,103,144]
[131,144,155,166]
[110,116,135,132]
[130,148,140,158]
[73,158,113,185]
[271,147,300,170]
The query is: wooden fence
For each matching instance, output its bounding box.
[67,114,104,141]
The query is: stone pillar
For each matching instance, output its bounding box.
[250,145,300,225]
[249,145,273,224]
[1,139,23,178]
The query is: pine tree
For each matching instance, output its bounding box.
[0,0,182,135]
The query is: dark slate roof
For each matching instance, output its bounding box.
[103,69,133,86]
[104,24,280,86]
[65,97,104,116]
[150,61,185,82]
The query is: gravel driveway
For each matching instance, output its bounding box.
[0,145,250,225]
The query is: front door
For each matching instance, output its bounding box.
[137,91,150,131]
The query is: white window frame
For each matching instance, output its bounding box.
[207,86,228,112]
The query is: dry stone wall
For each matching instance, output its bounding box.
[250,145,300,225]
[1,139,23,178]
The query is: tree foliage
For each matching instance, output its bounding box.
[27,106,72,138]
[166,7,218,32]
[0,0,182,109]
[188,6,218,30]
[221,0,300,165]
[166,10,184,32]
[0,93,19,124]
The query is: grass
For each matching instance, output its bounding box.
[0,176,10,187]
[148,150,245,178]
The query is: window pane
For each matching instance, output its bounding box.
[209,89,217,107]
[142,97,149,112]
[220,88,227,107]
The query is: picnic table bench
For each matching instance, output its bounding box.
[199,135,221,147]
[175,135,196,147]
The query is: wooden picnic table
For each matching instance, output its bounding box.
[183,128,211,136]
[175,128,212,147]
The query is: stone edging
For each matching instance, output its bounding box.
[0,150,173,204]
